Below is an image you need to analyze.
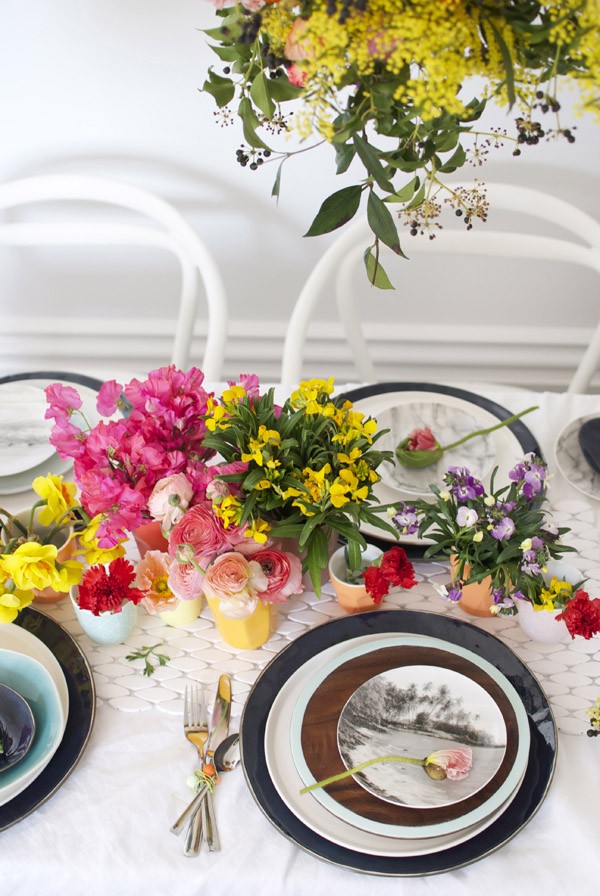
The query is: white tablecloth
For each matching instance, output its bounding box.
[1,384,600,894]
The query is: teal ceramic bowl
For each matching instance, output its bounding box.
[0,649,66,806]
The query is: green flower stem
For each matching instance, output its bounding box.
[299,754,425,795]
[440,406,538,453]
[0,509,28,540]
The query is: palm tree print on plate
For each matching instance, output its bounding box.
[337,666,507,810]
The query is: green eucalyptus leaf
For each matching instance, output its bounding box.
[367,191,404,255]
[352,134,395,192]
[202,71,235,108]
[304,185,362,237]
[250,72,276,118]
[238,97,271,150]
[363,246,395,289]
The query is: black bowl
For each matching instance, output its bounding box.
[0,683,35,773]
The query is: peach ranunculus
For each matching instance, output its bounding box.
[135,550,180,615]
[168,503,229,564]
[203,552,268,619]
[148,473,194,533]
[168,560,205,602]
[253,548,303,604]
[285,17,311,62]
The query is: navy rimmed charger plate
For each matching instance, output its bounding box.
[0,607,95,830]
[240,610,556,877]
[338,383,542,559]
[0,370,105,393]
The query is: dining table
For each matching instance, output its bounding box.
[0,375,599,895]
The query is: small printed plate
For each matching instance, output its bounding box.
[0,384,55,477]
[338,665,507,811]
[555,414,600,501]
[376,401,495,497]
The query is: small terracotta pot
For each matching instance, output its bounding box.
[449,556,496,618]
[328,544,383,615]
[205,594,272,649]
[131,521,168,558]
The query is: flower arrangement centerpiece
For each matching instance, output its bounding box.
[202,0,600,285]
[391,453,574,614]
[0,474,126,623]
[201,376,392,592]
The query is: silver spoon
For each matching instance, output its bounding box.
[171,733,241,840]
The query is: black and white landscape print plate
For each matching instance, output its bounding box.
[0,383,55,477]
[289,636,529,840]
[337,664,507,810]
[241,610,556,875]
[554,414,600,501]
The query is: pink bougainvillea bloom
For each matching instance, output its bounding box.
[44,383,82,423]
[425,748,473,780]
[96,379,123,416]
[252,548,303,603]
[408,426,438,452]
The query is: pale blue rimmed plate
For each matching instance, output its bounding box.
[0,649,66,806]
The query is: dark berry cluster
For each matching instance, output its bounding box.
[235,145,272,170]
[326,0,368,24]
[515,117,545,146]
[239,13,262,44]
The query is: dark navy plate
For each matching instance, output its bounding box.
[240,609,556,876]
[0,684,35,772]
[0,370,104,392]
[338,383,542,559]
[0,608,95,830]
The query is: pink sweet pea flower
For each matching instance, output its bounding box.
[50,421,85,458]
[253,548,303,603]
[44,383,82,423]
[96,379,123,416]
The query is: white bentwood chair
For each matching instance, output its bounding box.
[281,183,600,392]
[0,174,228,378]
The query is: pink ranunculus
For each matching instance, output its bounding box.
[203,552,268,619]
[253,548,303,604]
[168,561,205,602]
[135,551,180,615]
[148,473,194,532]
[168,503,229,561]
[408,426,438,452]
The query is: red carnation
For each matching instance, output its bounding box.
[77,558,146,616]
[557,590,600,640]
[363,566,389,604]
[379,547,417,589]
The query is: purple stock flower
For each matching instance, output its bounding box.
[445,467,485,503]
[392,503,419,535]
[491,516,515,541]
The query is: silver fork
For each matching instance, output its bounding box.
[181,685,209,856]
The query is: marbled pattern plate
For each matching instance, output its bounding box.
[555,414,600,501]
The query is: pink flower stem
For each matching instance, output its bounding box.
[299,754,425,794]
[440,406,538,452]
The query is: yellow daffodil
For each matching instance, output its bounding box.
[0,578,34,624]
[32,474,78,527]
[1,542,61,592]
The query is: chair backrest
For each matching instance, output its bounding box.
[281,183,600,392]
[0,174,228,378]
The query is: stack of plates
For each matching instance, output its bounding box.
[240,610,556,876]
[0,608,95,831]
[0,372,104,495]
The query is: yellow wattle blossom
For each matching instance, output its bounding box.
[32,474,78,527]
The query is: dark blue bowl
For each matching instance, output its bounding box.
[0,683,36,773]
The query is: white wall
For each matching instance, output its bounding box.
[1,1,599,388]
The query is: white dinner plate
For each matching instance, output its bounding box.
[265,632,526,858]
[376,401,495,498]
[554,414,600,501]
[0,384,55,477]
[0,623,70,715]
[345,386,540,546]
[289,636,530,840]
[0,380,100,495]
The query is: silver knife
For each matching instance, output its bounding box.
[183,674,231,855]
